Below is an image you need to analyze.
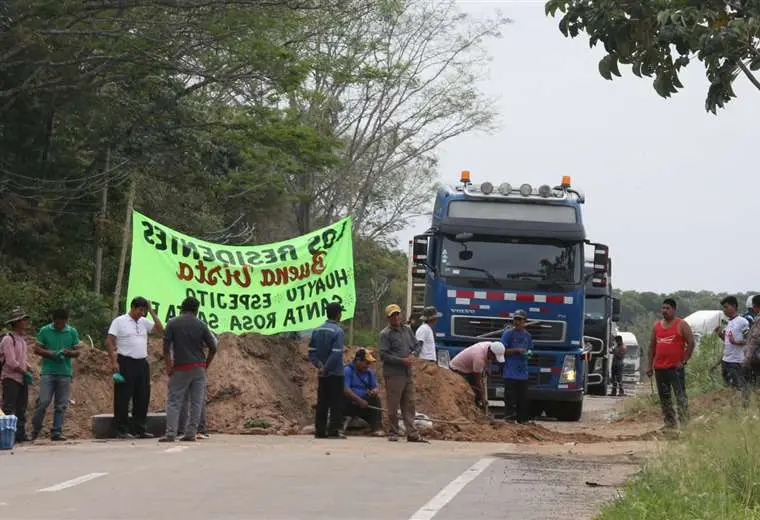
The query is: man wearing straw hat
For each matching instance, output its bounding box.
[1,308,34,443]
[415,306,441,363]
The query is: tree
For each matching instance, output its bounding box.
[288,0,508,240]
[545,0,760,113]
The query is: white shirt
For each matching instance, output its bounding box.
[723,315,750,363]
[108,314,155,359]
[415,323,436,361]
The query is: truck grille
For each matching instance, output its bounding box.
[452,316,565,343]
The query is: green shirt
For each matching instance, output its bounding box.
[36,324,80,377]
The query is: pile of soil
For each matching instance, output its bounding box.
[28,334,604,443]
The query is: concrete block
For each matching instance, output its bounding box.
[91,413,167,439]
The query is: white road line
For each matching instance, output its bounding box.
[408,457,496,520]
[38,473,108,493]
[164,446,188,453]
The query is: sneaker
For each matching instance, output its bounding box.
[158,436,176,443]
[117,433,135,440]
[407,436,430,444]
[327,432,347,439]
[137,432,154,439]
[196,433,210,440]
[51,434,67,442]
[372,430,385,437]
[180,435,197,442]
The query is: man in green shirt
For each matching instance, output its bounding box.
[31,309,82,441]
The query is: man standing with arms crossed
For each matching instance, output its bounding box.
[106,297,164,439]
[646,298,695,430]
[160,297,217,443]
[378,304,427,443]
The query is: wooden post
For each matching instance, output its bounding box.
[93,147,110,294]
[112,177,136,317]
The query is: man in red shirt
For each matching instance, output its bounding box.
[646,298,695,429]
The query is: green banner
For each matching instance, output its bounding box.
[126,211,355,335]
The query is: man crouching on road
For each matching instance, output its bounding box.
[160,297,217,443]
[449,341,506,409]
[343,349,383,437]
[379,304,428,443]
[308,302,346,439]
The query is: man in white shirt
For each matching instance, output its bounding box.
[713,296,750,402]
[106,297,164,439]
[415,306,441,363]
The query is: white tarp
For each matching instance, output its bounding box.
[683,310,725,335]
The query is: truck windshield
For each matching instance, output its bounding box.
[584,297,606,320]
[438,235,581,288]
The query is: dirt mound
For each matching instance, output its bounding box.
[26,334,608,443]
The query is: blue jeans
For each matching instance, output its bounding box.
[32,375,71,436]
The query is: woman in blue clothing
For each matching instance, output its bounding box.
[500,310,532,423]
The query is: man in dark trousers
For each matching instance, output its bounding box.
[342,349,383,436]
[646,298,695,429]
[500,309,532,423]
[308,302,346,439]
[1,308,33,443]
[610,335,627,397]
[160,297,217,443]
[379,304,427,443]
[106,297,164,439]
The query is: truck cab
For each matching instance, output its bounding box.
[583,259,621,395]
[407,172,610,421]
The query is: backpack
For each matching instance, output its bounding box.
[0,332,15,374]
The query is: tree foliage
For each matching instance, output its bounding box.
[546,0,760,113]
[0,0,501,339]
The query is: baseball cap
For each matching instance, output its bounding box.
[385,304,402,317]
[489,341,506,363]
[355,348,376,363]
[513,309,527,319]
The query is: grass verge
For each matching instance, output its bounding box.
[598,409,760,519]
[622,334,724,418]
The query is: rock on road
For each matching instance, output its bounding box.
[0,394,653,520]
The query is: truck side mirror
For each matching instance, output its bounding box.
[612,297,621,322]
[593,244,609,275]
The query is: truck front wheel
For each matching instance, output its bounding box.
[550,401,583,422]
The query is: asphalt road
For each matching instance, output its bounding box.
[0,429,642,520]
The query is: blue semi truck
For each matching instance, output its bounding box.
[406,171,610,421]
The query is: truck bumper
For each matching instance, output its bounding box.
[487,384,584,403]
[528,388,584,402]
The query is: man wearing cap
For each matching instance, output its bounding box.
[106,296,164,439]
[342,349,383,436]
[415,306,441,363]
[449,341,506,409]
[308,302,346,439]
[500,310,533,423]
[378,304,427,443]
[1,308,34,443]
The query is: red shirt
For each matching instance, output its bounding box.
[653,318,686,369]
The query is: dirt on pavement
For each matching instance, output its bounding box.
[25,333,661,446]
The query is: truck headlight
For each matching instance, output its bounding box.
[560,355,576,383]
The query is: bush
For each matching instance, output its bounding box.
[623,334,724,416]
[598,411,760,519]
[0,274,112,343]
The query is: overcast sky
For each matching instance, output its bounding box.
[397,0,760,294]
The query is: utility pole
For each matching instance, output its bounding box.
[93,147,110,294]
[112,177,136,317]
